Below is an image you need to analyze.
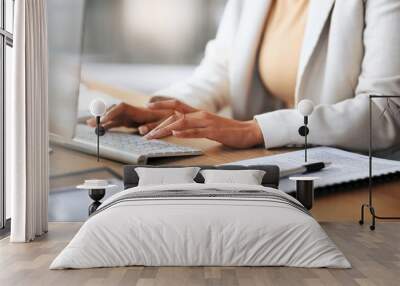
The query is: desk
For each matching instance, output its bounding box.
[50,80,400,222]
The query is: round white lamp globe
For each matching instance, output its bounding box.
[89,99,107,117]
[297,99,315,116]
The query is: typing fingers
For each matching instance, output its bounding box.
[100,104,123,124]
[86,117,96,127]
[138,121,163,135]
[147,99,197,114]
[102,121,120,130]
[144,112,211,140]
[144,113,183,139]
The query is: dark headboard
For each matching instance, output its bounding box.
[123,165,280,189]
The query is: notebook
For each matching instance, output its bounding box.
[228,147,400,194]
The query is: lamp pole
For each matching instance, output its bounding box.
[359,94,400,230]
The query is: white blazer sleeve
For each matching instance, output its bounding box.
[255,0,400,152]
[154,0,239,112]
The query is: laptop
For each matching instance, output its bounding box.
[47,0,202,164]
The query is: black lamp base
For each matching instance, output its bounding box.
[296,180,314,210]
[359,204,376,230]
[88,188,105,215]
[359,203,399,231]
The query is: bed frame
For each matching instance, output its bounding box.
[123,165,280,189]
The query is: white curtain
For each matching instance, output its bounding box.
[8,0,49,242]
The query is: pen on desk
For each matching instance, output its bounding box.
[280,162,331,178]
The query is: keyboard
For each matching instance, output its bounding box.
[73,124,202,163]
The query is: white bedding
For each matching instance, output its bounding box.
[50,183,350,269]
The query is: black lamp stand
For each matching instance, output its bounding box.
[94,116,106,162]
[298,116,309,162]
[359,95,400,230]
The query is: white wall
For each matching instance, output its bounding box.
[82,0,226,65]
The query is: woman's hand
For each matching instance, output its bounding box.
[144,111,264,149]
[86,99,199,135]
[147,98,198,114]
[86,102,174,134]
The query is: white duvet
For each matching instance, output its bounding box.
[50,183,350,269]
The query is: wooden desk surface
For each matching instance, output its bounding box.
[50,80,400,222]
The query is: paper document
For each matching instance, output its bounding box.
[229,147,400,193]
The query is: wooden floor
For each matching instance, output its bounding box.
[1,222,400,286]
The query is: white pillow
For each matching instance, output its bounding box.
[200,169,266,185]
[135,167,200,186]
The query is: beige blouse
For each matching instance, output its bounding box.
[259,0,310,108]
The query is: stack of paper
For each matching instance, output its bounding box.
[229,147,400,193]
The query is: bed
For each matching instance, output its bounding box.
[50,165,350,269]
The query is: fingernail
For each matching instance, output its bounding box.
[139,126,148,135]
[147,103,155,108]
[144,131,156,140]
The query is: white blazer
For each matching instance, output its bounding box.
[157,0,400,152]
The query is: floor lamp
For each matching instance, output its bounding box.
[359,94,400,230]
